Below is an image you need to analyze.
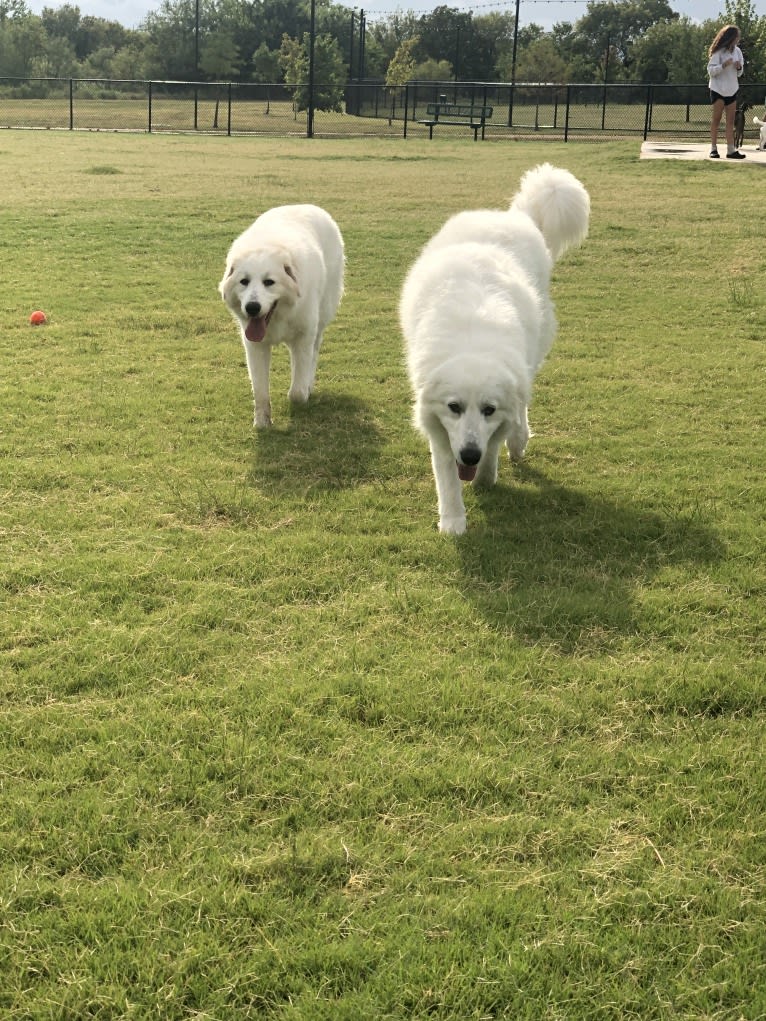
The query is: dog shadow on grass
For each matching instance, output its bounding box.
[456,463,724,649]
[248,391,384,493]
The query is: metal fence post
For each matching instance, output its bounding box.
[69,79,74,130]
[644,84,652,139]
[227,82,232,136]
[564,85,570,142]
[148,80,152,133]
[403,82,409,138]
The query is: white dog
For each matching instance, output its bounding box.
[219,204,344,427]
[399,163,590,535]
[753,114,766,150]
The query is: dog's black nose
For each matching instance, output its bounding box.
[459,445,482,466]
[245,301,261,317]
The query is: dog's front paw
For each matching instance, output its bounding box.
[288,386,311,404]
[473,462,498,487]
[439,515,467,535]
[254,412,272,428]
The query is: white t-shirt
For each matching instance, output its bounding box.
[707,46,744,98]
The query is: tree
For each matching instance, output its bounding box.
[630,17,707,83]
[465,11,516,81]
[34,34,77,76]
[298,32,345,111]
[723,0,766,83]
[412,57,452,81]
[109,42,150,80]
[576,0,678,77]
[508,36,569,83]
[279,32,302,85]
[384,35,417,122]
[416,6,471,78]
[279,31,345,113]
[369,10,419,62]
[385,35,418,88]
[252,41,280,83]
[199,31,239,80]
[0,15,47,75]
[0,0,30,22]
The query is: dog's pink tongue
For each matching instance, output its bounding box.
[457,462,477,482]
[245,317,266,343]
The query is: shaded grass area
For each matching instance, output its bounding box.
[1,133,764,1018]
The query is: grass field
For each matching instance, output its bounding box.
[1,131,764,1019]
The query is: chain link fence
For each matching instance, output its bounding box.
[2,76,766,143]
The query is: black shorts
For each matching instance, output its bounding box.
[710,90,738,106]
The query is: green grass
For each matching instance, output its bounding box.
[1,132,764,1019]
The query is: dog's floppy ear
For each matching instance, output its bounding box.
[218,262,236,299]
[284,263,301,297]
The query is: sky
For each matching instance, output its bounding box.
[19,0,754,32]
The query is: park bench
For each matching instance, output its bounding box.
[418,101,493,140]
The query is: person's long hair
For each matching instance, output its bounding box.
[709,25,740,56]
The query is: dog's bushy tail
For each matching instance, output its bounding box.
[510,163,590,262]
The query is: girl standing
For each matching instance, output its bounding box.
[708,25,745,159]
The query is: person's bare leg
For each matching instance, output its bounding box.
[710,98,724,152]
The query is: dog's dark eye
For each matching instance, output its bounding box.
[263,278,275,287]
[482,405,496,418]
[447,402,462,415]
[239,277,250,286]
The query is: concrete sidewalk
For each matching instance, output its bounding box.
[640,140,766,163]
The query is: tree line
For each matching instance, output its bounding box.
[1,0,765,90]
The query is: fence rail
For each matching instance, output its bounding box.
[3,76,766,143]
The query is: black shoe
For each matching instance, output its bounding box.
[710,149,720,158]
[726,150,746,159]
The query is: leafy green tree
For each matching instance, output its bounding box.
[78,44,117,77]
[0,15,47,75]
[461,11,514,81]
[0,0,30,21]
[142,0,208,79]
[575,0,678,77]
[109,42,150,80]
[199,30,239,80]
[252,41,280,83]
[412,57,452,81]
[722,0,766,82]
[508,36,569,83]
[32,33,77,76]
[40,4,82,52]
[368,10,419,69]
[630,17,707,83]
[385,35,418,88]
[384,35,417,121]
[279,32,302,85]
[415,6,471,78]
[295,31,345,111]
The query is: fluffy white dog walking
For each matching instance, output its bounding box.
[399,163,590,535]
[219,204,344,427]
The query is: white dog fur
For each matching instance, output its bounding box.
[219,204,344,427]
[753,114,766,150]
[399,163,590,535]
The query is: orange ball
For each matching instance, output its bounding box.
[29,310,47,325]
